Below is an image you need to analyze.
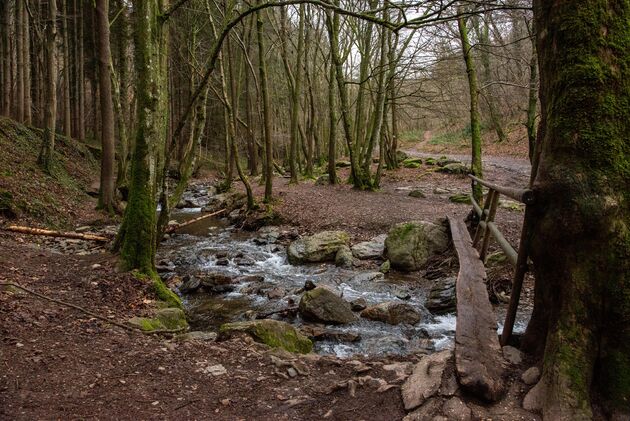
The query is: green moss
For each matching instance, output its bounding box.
[132,271,183,309]
[128,308,188,332]
[449,193,472,204]
[220,320,312,354]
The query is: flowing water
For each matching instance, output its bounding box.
[160,205,529,358]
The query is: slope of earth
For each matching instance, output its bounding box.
[0,237,407,420]
[0,117,102,228]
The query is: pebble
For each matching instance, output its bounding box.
[287,367,298,378]
[91,264,102,269]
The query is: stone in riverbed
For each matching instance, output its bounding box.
[351,234,387,260]
[385,220,449,272]
[219,319,312,354]
[298,287,356,325]
[335,245,354,268]
[361,302,424,325]
[425,276,456,314]
[287,231,350,264]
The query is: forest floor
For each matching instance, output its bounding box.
[1,120,538,420]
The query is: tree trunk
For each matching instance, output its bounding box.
[526,33,538,165]
[115,0,168,274]
[38,0,57,173]
[96,0,116,213]
[257,9,273,203]
[326,51,337,184]
[523,1,630,418]
[457,12,483,203]
[60,0,71,136]
[0,0,10,116]
[22,0,31,125]
[15,0,24,122]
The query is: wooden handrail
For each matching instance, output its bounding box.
[468,174,535,205]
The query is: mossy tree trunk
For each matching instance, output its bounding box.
[115,0,168,274]
[457,12,483,203]
[523,1,630,418]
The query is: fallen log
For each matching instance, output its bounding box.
[165,209,226,233]
[2,225,110,242]
[448,215,506,402]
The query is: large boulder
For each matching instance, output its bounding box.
[219,319,312,354]
[425,276,456,314]
[351,234,387,260]
[385,221,449,271]
[287,231,350,264]
[298,287,356,324]
[361,302,424,325]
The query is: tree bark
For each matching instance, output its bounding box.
[523,1,630,418]
[96,0,116,212]
[457,12,483,203]
[257,8,273,203]
[38,0,57,173]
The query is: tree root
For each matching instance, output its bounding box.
[0,281,187,335]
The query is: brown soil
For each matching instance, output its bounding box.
[1,146,536,420]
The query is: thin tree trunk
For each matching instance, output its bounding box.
[458,12,483,203]
[96,0,116,212]
[327,52,337,184]
[257,9,273,203]
[0,0,10,116]
[22,1,31,124]
[38,0,57,172]
[526,35,538,165]
[61,0,72,136]
[16,0,24,122]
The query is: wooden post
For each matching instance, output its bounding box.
[473,189,494,247]
[500,205,533,346]
[480,191,500,262]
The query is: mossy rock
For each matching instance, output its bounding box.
[385,220,449,272]
[449,193,472,204]
[220,319,312,354]
[380,260,391,273]
[437,163,469,175]
[287,230,350,264]
[408,190,426,198]
[486,251,508,267]
[335,245,353,268]
[128,308,189,332]
[335,160,351,168]
[396,150,409,163]
[402,158,423,168]
[424,157,438,166]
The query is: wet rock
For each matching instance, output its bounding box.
[219,319,312,354]
[335,245,353,268]
[298,287,356,325]
[425,276,456,314]
[304,280,316,291]
[361,302,423,325]
[178,275,201,293]
[442,397,472,421]
[300,326,361,343]
[521,366,540,385]
[408,190,426,198]
[176,331,218,342]
[201,191,246,213]
[351,234,387,260]
[216,258,229,266]
[287,231,350,264]
[235,274,265,283]
[128,308,189,332]
[385,220,449,272]
[267,287,286,300]
[349,271,384,283]
[401,350,452,410]
[350,297,368,312]
[253,226,281,245]
[502,345,523,365]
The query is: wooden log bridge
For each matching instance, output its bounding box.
[448,216,506,402]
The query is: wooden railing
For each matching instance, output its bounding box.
[468,174,535,346]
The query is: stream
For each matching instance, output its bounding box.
[158,189,529,358]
